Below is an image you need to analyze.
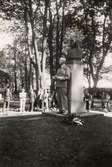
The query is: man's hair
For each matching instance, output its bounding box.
[70,39,79,49]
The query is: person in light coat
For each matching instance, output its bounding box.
[19,88,26,112]
[3,85,11,114]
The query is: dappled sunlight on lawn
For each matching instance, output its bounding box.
[104,112,112,117]
[90,110,112,117]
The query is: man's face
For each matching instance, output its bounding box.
[22,88,25,92]
[59,59,63,65]
[59,58,66,65]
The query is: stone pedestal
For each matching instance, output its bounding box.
[67,47,84,114]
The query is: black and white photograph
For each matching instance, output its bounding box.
[0,0,112,166]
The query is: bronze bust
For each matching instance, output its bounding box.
[67,40,82,63]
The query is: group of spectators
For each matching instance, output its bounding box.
[1,85,50,114]
[1,84,111,114]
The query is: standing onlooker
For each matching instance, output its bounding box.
[19,88,26,112]
[53,56,70,114]
[101,91,106,109]
[105,93,111,112]
[3,85,11,114]
[84,90,91,112]
[29,87,35,112]
[43,89,49,112]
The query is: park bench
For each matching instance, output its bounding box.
[91,98,112,112]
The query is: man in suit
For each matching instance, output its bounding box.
[53,57,70,114]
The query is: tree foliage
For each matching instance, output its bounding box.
[0,0,112,90]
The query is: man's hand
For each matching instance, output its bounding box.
[53,75,67,80]
[56,76,65,80]
[52,76,56,80]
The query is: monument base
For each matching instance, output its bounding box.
[68,60,85,114]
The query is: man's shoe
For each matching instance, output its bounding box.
[59,110,64,114]
[63,111,68,115]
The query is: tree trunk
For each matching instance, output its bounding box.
[24,58,29,92]
[59,1,65,57]
[13,45,17,93]
[47,3,55,93]
[27,0,42,93]
[23,0,33,90]
[33,33,41,92]
[41,0,49,90]
[56,0,60,70]
[93,78,98,89]
[14,68,17,93]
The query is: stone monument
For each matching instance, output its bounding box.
[67,40,84,114]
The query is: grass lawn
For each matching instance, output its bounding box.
[0,114,112,167]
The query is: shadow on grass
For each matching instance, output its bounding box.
[0,115,112,167]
